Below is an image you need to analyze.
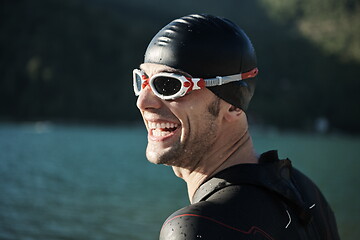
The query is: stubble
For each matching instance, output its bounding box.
[149,97,221,170]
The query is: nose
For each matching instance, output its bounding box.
[136,85,163,111]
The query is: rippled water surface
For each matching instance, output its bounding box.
[0,123,358,239]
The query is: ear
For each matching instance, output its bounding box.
[224,105,243,122]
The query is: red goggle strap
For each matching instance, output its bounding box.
[241,68,258,80]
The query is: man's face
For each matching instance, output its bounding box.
[136,63,222,170]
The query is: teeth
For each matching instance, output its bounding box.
[148,122,178,130]
[153,129,171,137]
[149,121,179,138]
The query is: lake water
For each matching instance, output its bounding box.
[0,122,359,240]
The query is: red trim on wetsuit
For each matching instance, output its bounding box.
[162,213,274,240]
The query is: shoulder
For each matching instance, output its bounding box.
[159,202,237,240]
[159,187,281,240]
[291,168,340,239]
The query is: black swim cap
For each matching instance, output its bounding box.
[144,14,257,110]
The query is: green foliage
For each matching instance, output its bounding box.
[0,0,359,133]
[260,0,360,62]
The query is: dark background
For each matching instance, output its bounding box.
[1,0,359,133]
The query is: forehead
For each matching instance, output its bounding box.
[140,63,191,77]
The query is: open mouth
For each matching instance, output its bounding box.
[148,122,179,138]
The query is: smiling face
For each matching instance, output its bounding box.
[136,63,222,170]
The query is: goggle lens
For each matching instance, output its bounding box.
[153,77,182,96]
[134,73,143,93]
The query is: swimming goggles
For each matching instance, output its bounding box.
[133,68,258,100]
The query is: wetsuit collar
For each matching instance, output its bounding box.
[192,150,280,203]
[192,150,313,224]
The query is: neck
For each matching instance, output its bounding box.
[172,129,258,203]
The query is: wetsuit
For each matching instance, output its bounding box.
[160,151,340,240]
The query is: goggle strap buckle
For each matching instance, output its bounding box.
[205,77,233,87]
[205,78,219,87]
[216,76,224,85]
[204,67,259,87]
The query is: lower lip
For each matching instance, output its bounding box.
[148,128,179,142]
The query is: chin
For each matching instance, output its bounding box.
[146,149,180,166]
[146,151,166,165]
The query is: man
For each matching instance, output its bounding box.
[133,14,340,239]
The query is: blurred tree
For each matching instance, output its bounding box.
[0,0,359,133]
[260,0,360,63]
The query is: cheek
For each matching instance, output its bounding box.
[183,111,218,142]
[167,93,218,137]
